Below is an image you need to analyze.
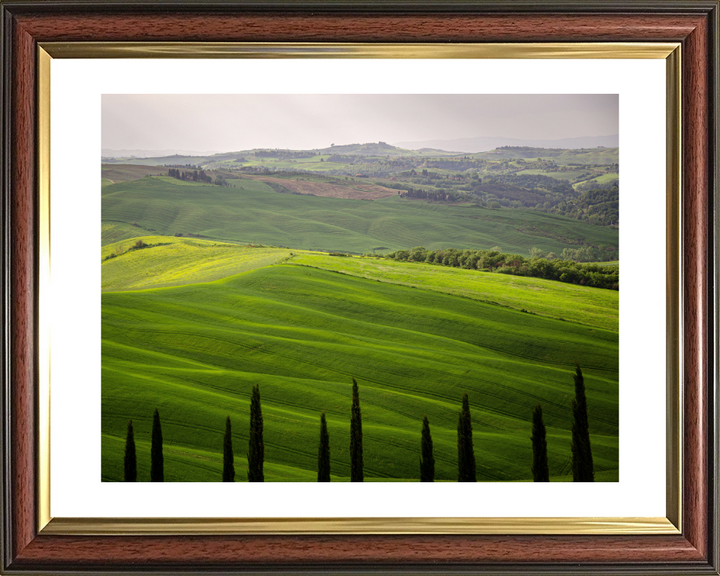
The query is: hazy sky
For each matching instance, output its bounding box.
[102,94,618,152]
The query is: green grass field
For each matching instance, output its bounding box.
[575,173,620,189]
[102,176,618,255]
[514,169,591,181]
[239,157,339,172]
[101,164,168,182]
[290,253,618,331]
[102,236,296,290]
[102,243,618,482]
[102,222,153,245]
[474,148,618,165]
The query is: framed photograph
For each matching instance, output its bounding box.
[1,1,717,574]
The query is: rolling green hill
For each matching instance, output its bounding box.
[102,236,296,291]
[475,147,619,165]
[101,240,618,329]
[101,164,169,183]
[290,253,618,331]
[102,245,618,483]
[102,222,154,245]
[516,169,590,181]
[575,172,620,190]
[100,142,620,226]
[102,176,618,255]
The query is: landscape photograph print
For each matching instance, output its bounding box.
[101,94,619,483]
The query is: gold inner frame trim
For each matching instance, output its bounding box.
[37,46,52,532]
[43,516,678,536]
[37,41,683,536]
[39,41,679,59]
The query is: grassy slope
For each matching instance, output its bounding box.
[592,173,620,184]
[102,236,295,290]
[101,164,168,182]
[289,254,618,331]
[102,241,617,329]
[102,176,618,255]
[474,148,618,165]
[576,173,620,188]
[102,248,618,483]
[514,169,607,182]
[102,222,154,245]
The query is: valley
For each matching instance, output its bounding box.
[101,142,619,482]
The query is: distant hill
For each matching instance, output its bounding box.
[102,149,220,158]
[101,142,618,173]
[314,142,455,156]
[394,135,619,153]
[474,146,618,165]
[101,164,168,183]
[102,143,459,166]
[102,154,219,167]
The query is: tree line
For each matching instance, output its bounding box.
[168,167,212,184]
[385,246,619,290]
[123,368,594,482]
[168,168,232,187]
[398,187,465,203]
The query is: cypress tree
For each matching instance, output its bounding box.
[124,419,137,482]
[419,415,435,482]
[571,365,594,482]
[318,412,331,482]
[457,393,476,482]
[531,404,549,482]
[247,384,264,482]
[150,409,164,482]
[222,416,235,482]
[350,378,364,482]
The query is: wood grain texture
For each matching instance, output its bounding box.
[681,10,710,560]
[3,4,717,573]
[11,534,706,567]
[14,12,703,43]
[10,21,37,561]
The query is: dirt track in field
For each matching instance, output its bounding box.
[246,175,398,200]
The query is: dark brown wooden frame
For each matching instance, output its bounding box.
[1,1,718,573]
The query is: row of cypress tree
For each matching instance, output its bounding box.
[123,407,164,482]
[530,365,595,482]
[123,368,594,482]
[124,384,264,482]
[222,383,264,482]
[415,366,593,482]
